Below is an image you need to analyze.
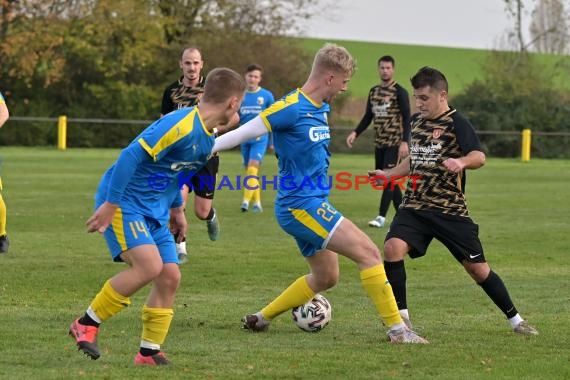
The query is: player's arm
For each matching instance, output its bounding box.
[444,150,485,173]
[443,114,485,173]
[346,90,373,148]
[86,144,150,233]
[396,85,411,158]
[212,115,268,153]
[368,156,411,185]
[169,205,187,243]
[160,88,173,117]
[0,100,9,128]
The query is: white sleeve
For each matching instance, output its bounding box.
[212,115,269,153]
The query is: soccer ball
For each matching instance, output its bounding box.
[291,294,332,332]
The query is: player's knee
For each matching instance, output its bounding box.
[383,239,404,261]
[320,275,339,290]
[194,204,211,219]
[463,261,489,282]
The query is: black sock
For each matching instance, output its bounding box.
[204,208,215,221]
[78,313,100,327]
[477,270,518,318]
[384,260,407,310]
[379,189,394,217]
[140,347,160,357]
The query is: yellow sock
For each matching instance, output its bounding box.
[261,275,315,320]
[141,305,174,345]
[0,193,6,236]
[360,265,402,327]
[252,186,261,204]
[89,280,131,322]
[243,166,259,203]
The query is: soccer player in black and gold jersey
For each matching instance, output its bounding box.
[161,46,220,264]
[346,55,410,228]
[369,67,538,336]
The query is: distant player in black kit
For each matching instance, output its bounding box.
[161,46,220,264]
[346,55,410,228]
[369,66,538,336]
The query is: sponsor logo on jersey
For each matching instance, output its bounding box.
[171,161,202,171]
[309,126,330,142]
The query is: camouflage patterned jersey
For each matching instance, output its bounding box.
[161,76,205,115]
[354,81,411,148]
[401,108,482,217]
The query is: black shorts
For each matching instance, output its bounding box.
[385,208,485,263]
[185,155,219,199]
[375,146,399,170]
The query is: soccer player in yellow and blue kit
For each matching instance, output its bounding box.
[213,44,427,343]
[68,68,245,365]
[0,91,10,253]
[238,63,275,213]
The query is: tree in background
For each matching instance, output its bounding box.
[452,50,570,158]
[0,0,330,146]
[530,0,570,54]
[0,0,326,118]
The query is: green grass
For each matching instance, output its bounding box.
[300,38,570,99]
[0,147,568,379]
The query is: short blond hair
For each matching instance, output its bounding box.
[202,68,246,104]
[312,43,356,76]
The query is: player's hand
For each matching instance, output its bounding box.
[368,169,389,186]
[346,131,357,148]
[442,158,465,173]
[86,201,118,233]
[398,142,409,159]
[169,207,187,243]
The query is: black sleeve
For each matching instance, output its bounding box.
[453,112,482,154]
[396,85,411,142]
[161,87,173,116]
[354,89,374,136]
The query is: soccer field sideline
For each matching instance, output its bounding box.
[0,147,568,379]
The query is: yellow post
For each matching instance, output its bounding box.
[57,115,67,150]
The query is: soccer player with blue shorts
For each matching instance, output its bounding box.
[213,44,428,343]
[0,91,9,253]
[69,68,245,365]
[238,63,275,213]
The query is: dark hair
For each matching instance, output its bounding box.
[410,66,448,92]
[378,55,395,67]
[245,63,263,74]
[202,67,246,103]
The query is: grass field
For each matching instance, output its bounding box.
[0,147,568,379]
[300,38,570,100]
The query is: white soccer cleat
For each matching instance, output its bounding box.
[513,320,538,335]
[368,215,386,228]
[387,327,429,344]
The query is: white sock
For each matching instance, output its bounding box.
[389,322,406,332]
[508,313,524,328]
[399,309,410,321]
[86,306,102,324]
[140,340,160,350]
[176,241,187,255]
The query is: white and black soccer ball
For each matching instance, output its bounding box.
[291,294,332,332]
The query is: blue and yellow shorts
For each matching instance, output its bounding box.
[275,198,344,257]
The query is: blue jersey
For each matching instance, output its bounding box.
[96,107,215,224]
[239,87,275,124]
[260,89,331,206]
